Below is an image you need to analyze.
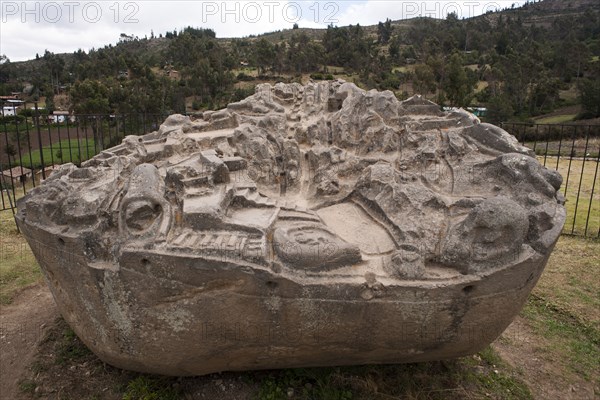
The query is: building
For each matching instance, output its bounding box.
[48,110,72,124]
[1,166,32,186]
[36,164,61,181]
[1,99,24,116]
[1,106,16,116]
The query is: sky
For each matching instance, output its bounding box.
[0,0,527,62]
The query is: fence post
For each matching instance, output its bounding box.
[34,103,47,180]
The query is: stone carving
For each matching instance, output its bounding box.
[16,81,566,376]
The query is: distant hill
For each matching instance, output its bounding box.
[1,0,598,122]
[6,0,600,70]
[253,0,600,42]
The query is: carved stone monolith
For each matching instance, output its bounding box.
[16,81,565,376]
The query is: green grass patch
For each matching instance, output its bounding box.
[18,379,37,394]
[533,236,600,331]
[470,348,533,400]
[55,326,93,365]
[17,138,97,169]
[249,353,531,400]
[533,114,576,124]
[123,376,182,400]
[521,295,600,382]
[522,235,599,385]
[555,158,600,237]
[392,65,414,73]
[520,156,600,236]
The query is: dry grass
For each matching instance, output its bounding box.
[520,235,600,383]
[533,156,599,237]
[0,208,41,305]
[533,236,600,331]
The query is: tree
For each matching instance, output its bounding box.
[254,39,276,75]
[413,64,436,96]
[487,94,514,124]
[69,79,111,114]
[578,78,600,119]
[4,143,16,158]
[528,74,560,115]
[443,53,476,107]
[389,39,400,63]
[377,19,393,44]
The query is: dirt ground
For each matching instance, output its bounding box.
[493,316,597,400]
[0,283,58,399]
[0,283,596,400]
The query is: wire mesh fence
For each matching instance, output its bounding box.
[1,105,598,238]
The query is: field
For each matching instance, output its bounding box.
[0,205,598,399]
[16,138,97,168]
[533,115,577,124]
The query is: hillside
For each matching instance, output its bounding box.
[1,0,599,123]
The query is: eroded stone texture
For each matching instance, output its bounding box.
[16,81,566,376]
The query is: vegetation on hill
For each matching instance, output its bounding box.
[0,0,599,124]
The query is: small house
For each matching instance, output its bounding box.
[1,166,32,186]
[36,164,61,181]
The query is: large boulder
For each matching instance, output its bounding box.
[16,81,565,376]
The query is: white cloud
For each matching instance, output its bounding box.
[334,0,527,25]
[0,1,527,61]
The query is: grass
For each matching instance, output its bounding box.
[520,155,600,237]
[16,138,97,169]
[250,356,532,400]
[521,296,599,382]
[475,81,488,93]
[558,85,579,103]
[551,157,599,236]
[519,235,600,385]
[533,114,577,124]
[54,326,94,365]
[17,380,37,394]
[123,376,182,400]
[392,65,415,74]
[0,208,41,304]
[531,236,600,333]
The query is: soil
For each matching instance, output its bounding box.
[1,284,597,400]
[493,316,597,400]
[0,283,58,400]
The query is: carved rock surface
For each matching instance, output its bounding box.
[16,81,566,376]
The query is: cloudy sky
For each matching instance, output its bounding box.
[1,0,526,61]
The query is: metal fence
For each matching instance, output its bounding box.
[501,123,599,238]
[1,110,598,238]
[1,102,166,212]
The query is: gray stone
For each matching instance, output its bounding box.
[16,80,565,376]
